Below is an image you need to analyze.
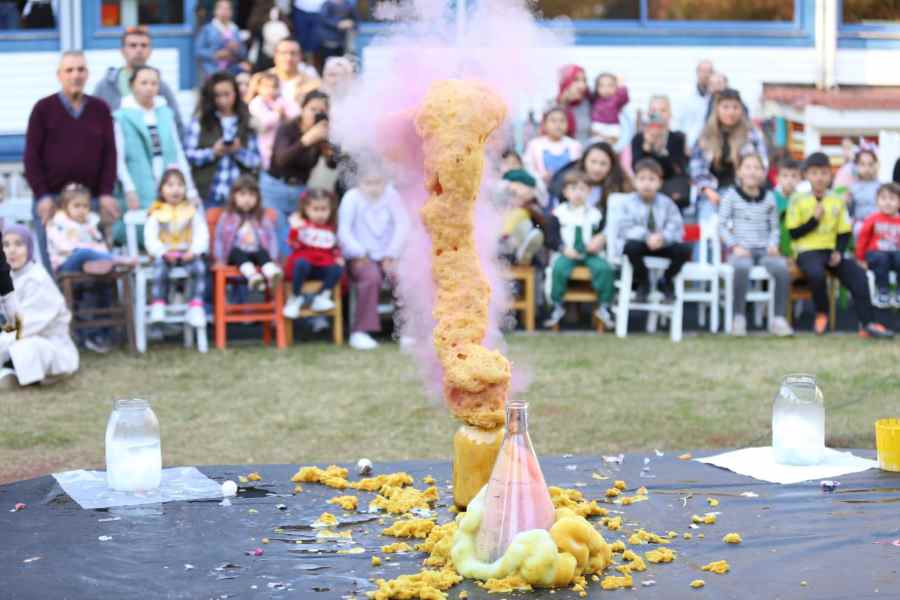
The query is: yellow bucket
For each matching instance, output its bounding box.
[875,419,900,472]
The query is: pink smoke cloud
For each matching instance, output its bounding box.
[329,0,569,404]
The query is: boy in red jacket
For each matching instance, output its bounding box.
[856,183,900,308]
[283,189,345,318]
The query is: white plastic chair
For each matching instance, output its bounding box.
[124,209,208,353]
[678,218,720,333]
[605,193,685,342]
[704,214,776,333]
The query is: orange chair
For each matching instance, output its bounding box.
[207,207,287,350]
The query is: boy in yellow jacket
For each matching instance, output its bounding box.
[786,152,892,338]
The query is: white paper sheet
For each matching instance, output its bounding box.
[52,467,223,509]
[695,447,878,485]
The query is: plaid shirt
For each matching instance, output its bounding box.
[689,125,767,192]
[185,115,261,207]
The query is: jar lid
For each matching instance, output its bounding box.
[114,398,151,410]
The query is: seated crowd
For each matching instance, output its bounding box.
[2,38,899,389]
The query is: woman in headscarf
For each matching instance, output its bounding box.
[556,64,592,146]
[0,225,78,388]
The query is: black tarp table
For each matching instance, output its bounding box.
[2,452,899,600]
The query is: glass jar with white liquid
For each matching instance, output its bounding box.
[105,399,162,492]
[772,374,825,466]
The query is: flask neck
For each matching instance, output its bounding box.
[505,402,528,435]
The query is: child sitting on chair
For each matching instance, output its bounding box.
[213,175,282,291]
[786,152,892,338]
[47,182,134,275]
[0,225,78,388]
[145,168,210,328]
[773,158,802,258]
[718,153,793,337]
[497,169,546,267]
[544,169,615,329]
[283,189,344,319]
[618,158,692,302]
[856,182,900,308]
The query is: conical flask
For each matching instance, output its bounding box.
[474,401,555,562]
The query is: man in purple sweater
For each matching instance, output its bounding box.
[24,51,118,270]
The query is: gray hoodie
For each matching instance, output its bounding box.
[93,66,185,142]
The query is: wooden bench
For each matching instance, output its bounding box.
[283,280,344,346]
[505,264,535,332]
[58,266,137,352]
[788,260,837,331]
[554,265,605,334]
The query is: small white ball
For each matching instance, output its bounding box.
[222,480,238,497]
[357,459,373,476]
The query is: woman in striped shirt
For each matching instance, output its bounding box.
[718,153,792,337]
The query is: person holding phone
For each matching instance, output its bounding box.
[185,72,261,209]
[263,89,336,257]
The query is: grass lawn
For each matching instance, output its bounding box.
[1,332,898,484]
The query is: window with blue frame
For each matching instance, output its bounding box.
[838,0,900,46]
[842,0,900,23]
[100,1,186,27]
[0,0,57,30]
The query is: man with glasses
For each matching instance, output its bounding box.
[24,51,118,272]
[94,26,185,140]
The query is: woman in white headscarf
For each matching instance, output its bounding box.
[0,225,78,388]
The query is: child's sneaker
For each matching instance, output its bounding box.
[543,303,566,328]
[813,313,829,336]
[84,335,112,354]
[633,283,650,303]
[658,279,676,303]
[349,331,378,350]
[149,301,167,324]
[732,314,747,336]
[874,289,891,308]
[770,316,794,337]
[310,290,335,312]
[283,295,305,319]
[261,262,283,288]
[186,301,206,328]
[594,304,615,329]
[859,322,894,339]
[515,229,544,265]
[239,261,265,291]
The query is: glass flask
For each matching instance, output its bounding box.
[474,402,555,562]
[105,399,162,492]
[772,374,825,466]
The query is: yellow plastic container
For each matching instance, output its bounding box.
[875,419,900,472]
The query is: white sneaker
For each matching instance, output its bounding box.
[543,303,566,328]
[732,314,747,336]
[310,290,335,312]
[239,262,265,291]
[0,367,17,389]
[594,304,615,329]
[399,335,416,350]
[770,316,794,337]
[515,229,544,265]
[149,302,167,324]
[310,316,329,333]
[283,295,305,319]
[187,304,207,328]
[261,262,283,287]
[349,331,378,350]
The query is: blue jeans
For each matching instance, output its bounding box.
[292,260,342,296]
[292,8,321,54]
[58,248,114,273]
[260,171,304,260]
